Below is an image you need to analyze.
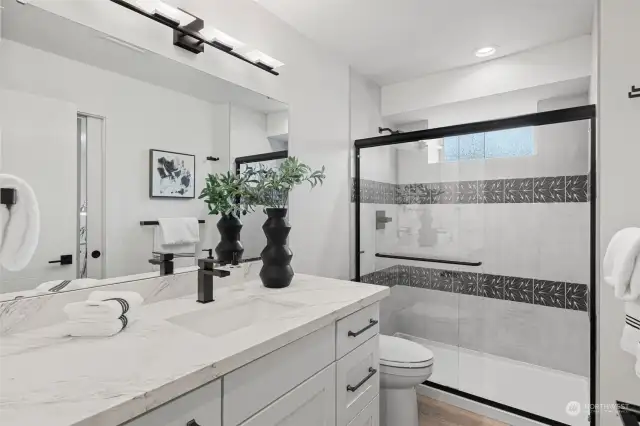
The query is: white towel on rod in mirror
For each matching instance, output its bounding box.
[157,217,199,245]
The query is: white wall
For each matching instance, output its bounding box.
[0,40,230,278]
[266,110,289,139]
[229,105,278,260]
[598,0,640,421]
[382,35,592,119]
[31,0,352,279]
[230,105,271,160]
[349,69,387,278]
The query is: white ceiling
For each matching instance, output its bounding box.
[255,0,595,85]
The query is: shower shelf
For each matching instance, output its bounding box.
[375,253,482,267]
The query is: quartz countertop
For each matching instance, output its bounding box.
[0,274,388,426]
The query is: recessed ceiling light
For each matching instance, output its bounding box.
[475,46,496,57]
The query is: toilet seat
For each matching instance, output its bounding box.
[379,335,434,371]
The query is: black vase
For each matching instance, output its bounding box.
[260,208,294,288]
[215,214,244,264]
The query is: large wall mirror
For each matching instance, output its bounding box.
[0,0,288,300]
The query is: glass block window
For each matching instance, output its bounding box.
[443,127,534,162]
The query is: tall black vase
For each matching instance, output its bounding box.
[215,214,244,264]
[260,208,294,288]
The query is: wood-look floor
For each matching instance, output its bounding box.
[418,395,508,426]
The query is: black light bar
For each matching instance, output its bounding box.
[109,0,279,76]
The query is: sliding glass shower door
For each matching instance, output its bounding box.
[356,106,594,426]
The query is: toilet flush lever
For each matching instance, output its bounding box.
[347,319,378,337]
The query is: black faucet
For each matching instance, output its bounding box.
[197,258,230,303]
[149,253,174,276]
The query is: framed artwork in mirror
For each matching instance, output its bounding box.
[149,149,196,199]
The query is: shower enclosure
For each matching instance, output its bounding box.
[354,105,596,426]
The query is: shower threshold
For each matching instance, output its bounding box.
[394,333,589,426]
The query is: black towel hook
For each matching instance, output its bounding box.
[629,85,640,99]
[1,188,17,210]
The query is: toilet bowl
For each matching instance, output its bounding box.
[379,335,434,426]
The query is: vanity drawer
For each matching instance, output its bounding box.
[336,303,380,359]
[223,325,335,426]
[123,379,221,426]
[239,364,336,426]
[347,395,379,426]
[336,335,380,426]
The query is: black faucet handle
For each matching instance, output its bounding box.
[202,248,213,259]
[200,268,231,278]
[152,252,175,261]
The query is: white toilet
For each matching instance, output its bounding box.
[379,335,434,426]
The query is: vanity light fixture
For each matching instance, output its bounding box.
[135,0,196,27]
[242,50,285,71]
[199,27,245,52]
[475,46,496,57]
[109,0,281,75]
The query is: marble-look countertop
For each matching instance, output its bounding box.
[0,274,388,426]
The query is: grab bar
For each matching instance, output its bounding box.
[375,253,482,267]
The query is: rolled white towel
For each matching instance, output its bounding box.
[66,317,129,338]
[622,302,640,354]
[604,228,640,301]
[0,174,40,271]
[36,278,98,293]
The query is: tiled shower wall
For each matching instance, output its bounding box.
[355,114,591,377]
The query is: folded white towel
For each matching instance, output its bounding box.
[64,291,143,337]
[64,299,137,322]
[0,174,40,271]
[604,228,640,301]
[36,278,98,293]
[89,290,142,319]
[158,217,200,245]
[88,290,143,305]
[66,317,129,338]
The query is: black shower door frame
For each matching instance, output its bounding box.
[353,105,597,426]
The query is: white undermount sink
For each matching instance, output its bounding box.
[167,297,304,339]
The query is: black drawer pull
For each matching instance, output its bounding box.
[186,420,200,426]
[347,367,377,392]
[347,319,378,337]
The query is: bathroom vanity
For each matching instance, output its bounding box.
[0,274,389,426]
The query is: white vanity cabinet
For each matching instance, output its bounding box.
[121,303,381,426]
[239,364,336,426]
[123,379,222,426]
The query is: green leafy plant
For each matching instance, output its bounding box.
[199,171,254,217]
[246,157,326,209]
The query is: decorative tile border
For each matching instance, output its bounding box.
[351,175,590,205]
[360,265,588,312]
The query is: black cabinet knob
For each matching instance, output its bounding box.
[91,250,101,259]
[49,254,73,265]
